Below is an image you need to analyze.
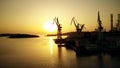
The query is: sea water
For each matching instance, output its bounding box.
[0,36,120,68]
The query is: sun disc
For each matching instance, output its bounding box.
[44,21,57,32]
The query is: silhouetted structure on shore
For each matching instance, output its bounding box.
[71,17,85,33]
[53,17,62,39]
[110,14,120,32]
[53,11,120,56]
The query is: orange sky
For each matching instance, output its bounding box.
[0,0,120,34]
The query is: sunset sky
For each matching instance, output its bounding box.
[0,0,120,34]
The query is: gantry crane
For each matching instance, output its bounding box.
[53,17,62,39]
[71,17,85,32]
[97,11,103,41]
[97,11,103,32]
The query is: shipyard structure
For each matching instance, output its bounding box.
[110,14,120,32]
[53,11,120,56]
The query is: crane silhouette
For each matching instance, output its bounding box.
[97,11,103,41]
[53,17,62,39]
[71,17,85,33]
[97,11,103,32]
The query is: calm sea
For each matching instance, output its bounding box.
[0,36,120,68]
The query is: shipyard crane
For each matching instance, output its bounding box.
[97,11,103,32]
[71,17,85,32]
[97,11,103,41]
[53,17,62,39]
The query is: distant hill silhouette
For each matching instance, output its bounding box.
[0,33,39,38]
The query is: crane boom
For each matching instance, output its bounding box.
[71,17,78,28]
[81,24,85,32]
[53,17,59,26]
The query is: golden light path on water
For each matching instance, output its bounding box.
[49,37,53,55]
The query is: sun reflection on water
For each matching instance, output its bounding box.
[49,37,53,55]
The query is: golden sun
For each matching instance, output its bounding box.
[44,21,57,32]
